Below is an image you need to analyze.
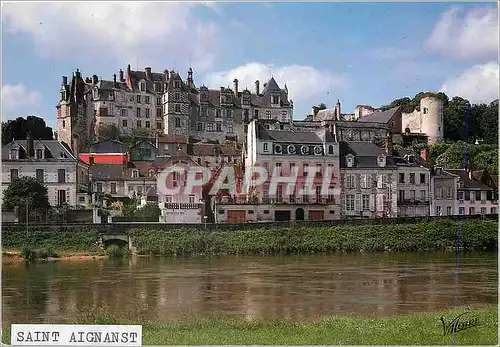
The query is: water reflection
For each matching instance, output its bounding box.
[2,252,497,326]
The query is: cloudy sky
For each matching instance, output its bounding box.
[2,2,498,130]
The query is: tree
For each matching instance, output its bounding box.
[135,203,161,220]
[2,177,50,222]
[96,123,120,141]
[2,116,54,145]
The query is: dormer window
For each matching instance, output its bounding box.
[149,169,155,177]
[328,145,334,155]
[175,81,181,89]
[93,89,98,99]
[346,155,354,168]
[272,95,279,104]
[10,148,18,160]
[36,148,44,159]
[132,169,139,178]
[377,155,386,167]
[140,82,146,92]
[263,143,269,152]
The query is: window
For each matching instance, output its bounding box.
[275,162,282,176]
[137,120,142,128]
[316,186,322,202]
[290,162,295,172]
[362,194,370,211]
[156,97,161,106]
[263,143,269,152]
[459,207,465,215]
[423,107,427,114]
[244,109,249,120]
[58,169,66,183]
[145,96,150,104]
[409,173,415,184]
[136,107,141,117]
[156,108,162,118]
[200,107,207,117]
[175,93,180,101]
[157,122,162,129]
[197,122,203,131]
[36,169,44,182]
[10,169,18,181]
[436,187,442,199]
[346,194,355,211]
[121,109,127,117]
[132,170,139,178]
[361,174,370,189]
[175,104,181,113]
[327,188,335,203]
[346,156,354,167]
[227,109,232,118]
[399,190,405,201]
[475,191,481,201]
[136,95,141,103]
[111,183,117,194]
[316,164,322,178]
[480,207,487,215]
[446,206,452,215]
[345,174,354,189]
[399,173,405,183]
[420,173,426,184]
[265,110,271,119]
[491,207,497,214]
[272,95,279,104]
[140,82,146,92]
[216,109,221,118]
[137,186,143,194]
[409,190,415,199]
[303,164,309,177]
[458,191,464,200]
[469,207,475,215]
[10,149,18,159]
[175,118,181,128]
[207,123,213,132]
[254,109,259,119]
[481,191,486,201]
[216,123,222,132]
[276,185,283,202]
[446,187,452,199]
[62,120,66,128]
[436,206,442,216]
[228,124,233,133]
[175,81,180,88]
[57,190,66,206]
[145,121,150,128]
[328,145,334,155]
[145,108,150,118]
[302,194,309,203]
[189,195,195,204]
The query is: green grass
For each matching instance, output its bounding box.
[2,305,496,345]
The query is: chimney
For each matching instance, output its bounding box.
[113,74,117,87]
[127,64,131,73]
[145,67,152,79]
[385,133,393,155]
[119,69,124,82]
[72,135,79,160]
[62,76,68,85]
[92,75,98,85]
[420,147,428,162]
[311,106,318,119]
[335,99,341,120]
[233,78,239,96]
[255,80,260,95]
[26,132,34,158]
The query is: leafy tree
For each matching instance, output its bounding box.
[135,203,161,220]
[2,116,54,145]
[372,134,385,148]
[2,177,50,221]
[96,123,120,141]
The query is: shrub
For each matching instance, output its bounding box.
[20,245,37,262]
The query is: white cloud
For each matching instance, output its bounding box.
[2,2,219,71]
[426,7,498,60]
[204,62,348,111]
[1,84,42,119]
[440,62,499,104]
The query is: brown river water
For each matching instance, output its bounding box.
[1,252,497,326]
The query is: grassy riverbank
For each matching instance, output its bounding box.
[130,219,497,256]
[2,305,496,345]
[2,219,497,259]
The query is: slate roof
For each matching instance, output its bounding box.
[128,68,167,93]
[191,143,241,157]
[263,129,323,143]
[446,169,494,190]
[2,139,77,161]
[90,140,129,154]
[90,164,124,181]
[431,167,458,179]
[357,106,400,124]
[339,141,396,169]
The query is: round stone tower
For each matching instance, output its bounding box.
[420,96,444,144]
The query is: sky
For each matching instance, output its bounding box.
[2,2,498,131]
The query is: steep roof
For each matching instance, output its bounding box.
[90,164,124,181]
[445,169,494,190]
[339,141,396,169]
[357,106,400,124]
[2,139,77,162]
[89,140,129,154]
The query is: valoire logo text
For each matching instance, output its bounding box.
[11,324,142,346]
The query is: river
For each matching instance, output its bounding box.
[2,252,497,326]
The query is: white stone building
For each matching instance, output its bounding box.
[401,96,444,144]
[2,135,90,208]
[430,167,459,216]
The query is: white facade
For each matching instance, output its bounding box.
[396,163,431,217]
[430,168,459,216]
[401,96,444,144]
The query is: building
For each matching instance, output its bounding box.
[228,119,341,223]
[2,134,90,208]
[90,163,126,199]
[401,96,444,144]
[190,142,242,169]
[430,167,459,216]
[338,136,398,219]
[393,153,431,217]
[79,140,129,165]
[446,169,498,215]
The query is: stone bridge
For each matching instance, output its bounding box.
[100,233,133,251]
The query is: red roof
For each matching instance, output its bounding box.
[79,153,128,165]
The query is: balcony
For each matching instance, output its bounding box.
[398,198,430,205]
[162,203,201,209]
